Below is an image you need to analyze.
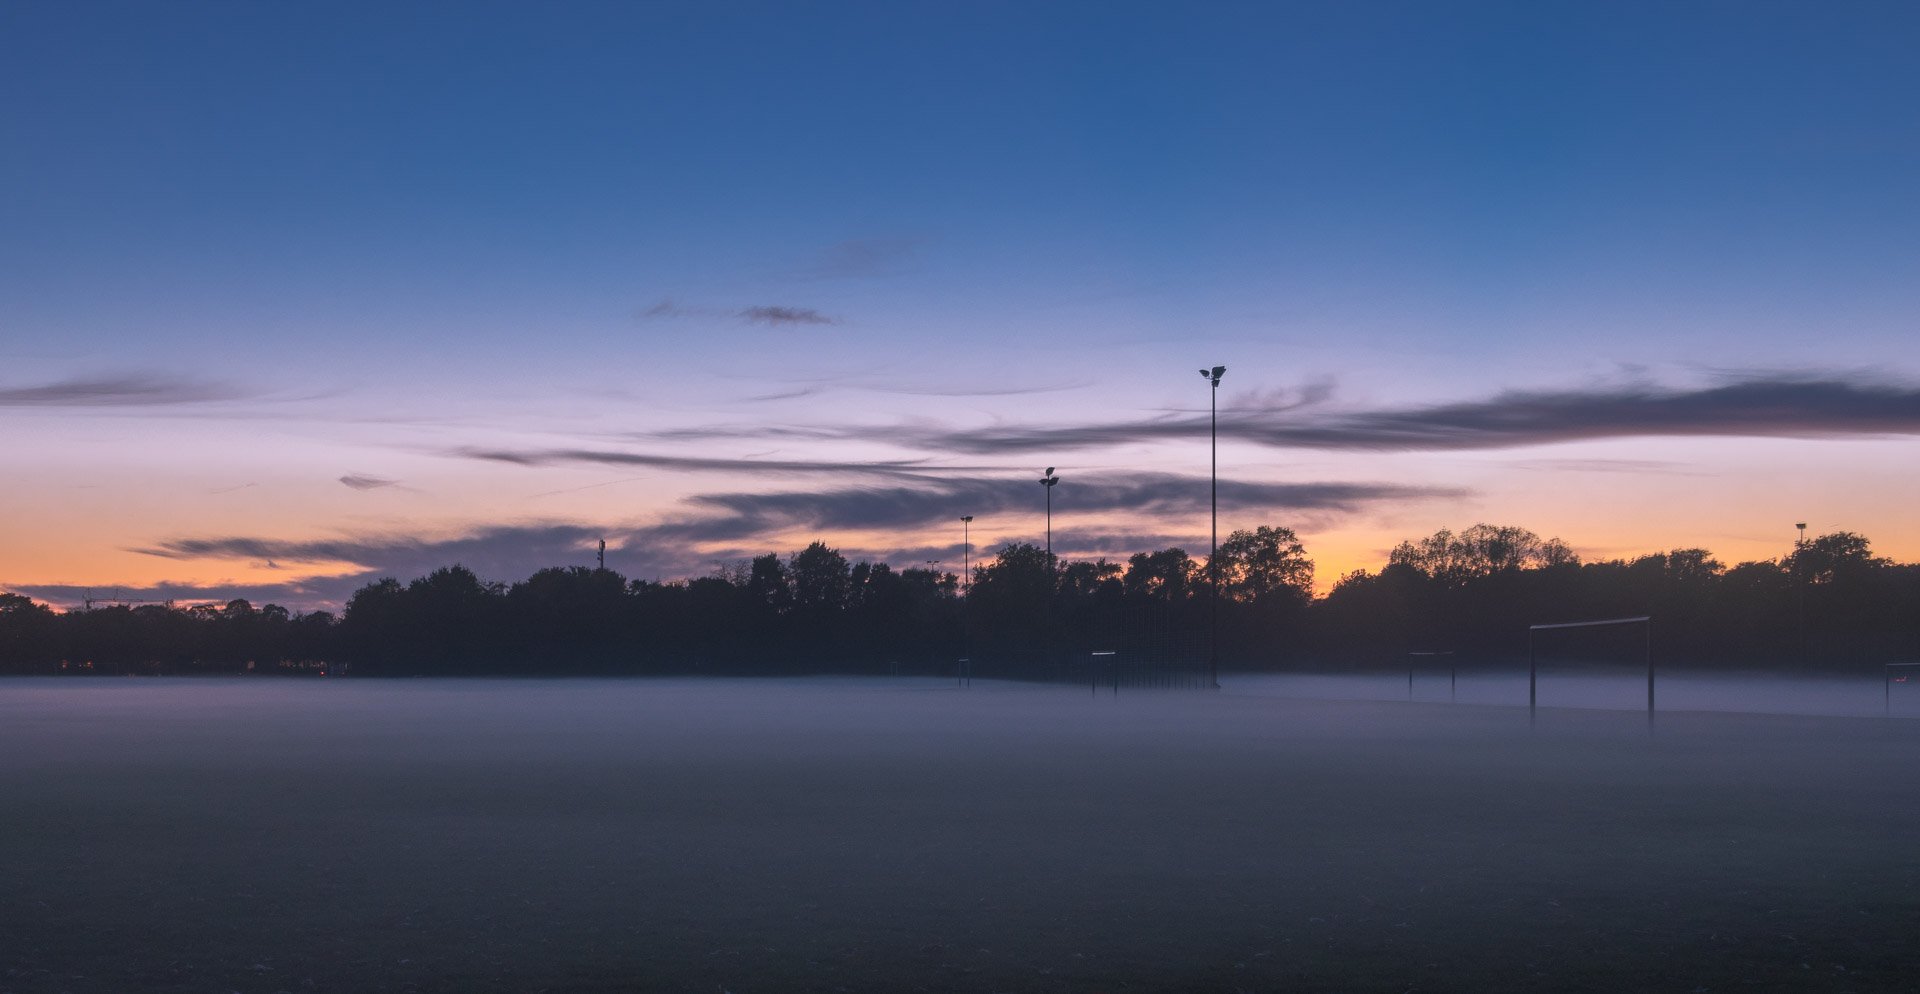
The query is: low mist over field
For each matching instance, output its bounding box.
[3,678,1916,993]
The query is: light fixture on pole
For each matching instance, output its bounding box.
[960,516,973,593]
[1038,468,1060,565]
[1198,365,1226,689]
[1795,522,1808,658]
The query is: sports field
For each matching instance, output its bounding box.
[2,677,1915,993]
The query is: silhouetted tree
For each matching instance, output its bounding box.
[8,524,1916,678]
[1212,525,1313,602]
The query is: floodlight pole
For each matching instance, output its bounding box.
[960,516,973,594]
[1039,469,1060,566]
[1795,522,1807,661]
[1200,365,1225,690]
[960,515,974,687]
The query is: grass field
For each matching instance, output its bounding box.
[2,677,1916,993]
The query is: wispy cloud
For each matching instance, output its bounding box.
[806,236,923,279]
[0,374,243,407]
[1501,458,1697,475]
[642,298,702,319]
[452,446,978,477]
[338,474,400,491]
[636,375,1920,454]
[135,525,603,571]
[641,300,840,327]
[941,377,1920,453]
[739,305,836,326]
[118,472,1458,607]
[653,474,1457,546]
[4,581,354,612]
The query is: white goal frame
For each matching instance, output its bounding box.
[1528,616,1652,722]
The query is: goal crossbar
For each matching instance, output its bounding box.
[1527,615,1653,723]
[1529,615,1650,632]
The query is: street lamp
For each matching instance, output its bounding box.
[1038,468,1060,564]
[960,516,973,593]
[1198,365,1225,689]
[1795,522,1808,659]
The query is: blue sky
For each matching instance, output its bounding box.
[4,1,1919,606]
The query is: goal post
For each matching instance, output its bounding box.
[1528,616,1652,722]
[1408,651,1456,702]
[1889,662,1920,717]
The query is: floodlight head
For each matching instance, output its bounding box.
[1045,467,1054,476]
[1212,365,1226,378]
[1796,522,1806,529]
[1198,368,1211,377]
[961,515,973,523]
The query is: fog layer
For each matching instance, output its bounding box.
[2,678,1915,992]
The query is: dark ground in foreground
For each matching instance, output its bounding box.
[1,678,1916,994]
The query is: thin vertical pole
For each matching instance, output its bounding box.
[961,517,970,689]
[1408,660,1414,701]
[1209,379,1219,690]
[1887,667,1891,718]
[1450,664,1456,703]
[1528,629,1536,725]
[1796,528,1806,662]
[1646,618,1655,725]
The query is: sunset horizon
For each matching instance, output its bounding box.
[8,5,1919,613]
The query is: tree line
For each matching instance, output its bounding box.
[3,524,1915,675]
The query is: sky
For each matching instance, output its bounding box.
[4,1,1919,610]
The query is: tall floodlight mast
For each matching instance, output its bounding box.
[1199,365,1226,689]
[960,516,974,593]
[1039,468,1060,565]
[1795,522,1808,658]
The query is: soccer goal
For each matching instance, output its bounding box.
[1888,662,1920,717]
[1528,616,1652,723]
[1408,651,1456,702]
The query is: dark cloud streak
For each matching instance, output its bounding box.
[739,305,836,326]
[122,472,1455,606]
[0,374,243,407]
[454,446,964,477]
[638,376,1920,454]
[806,236,923,279]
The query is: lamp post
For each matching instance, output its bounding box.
[960,516,973,593]
[1795,522,1808,659]
[1039,467,1060,565]
[1198,365,1225,689]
